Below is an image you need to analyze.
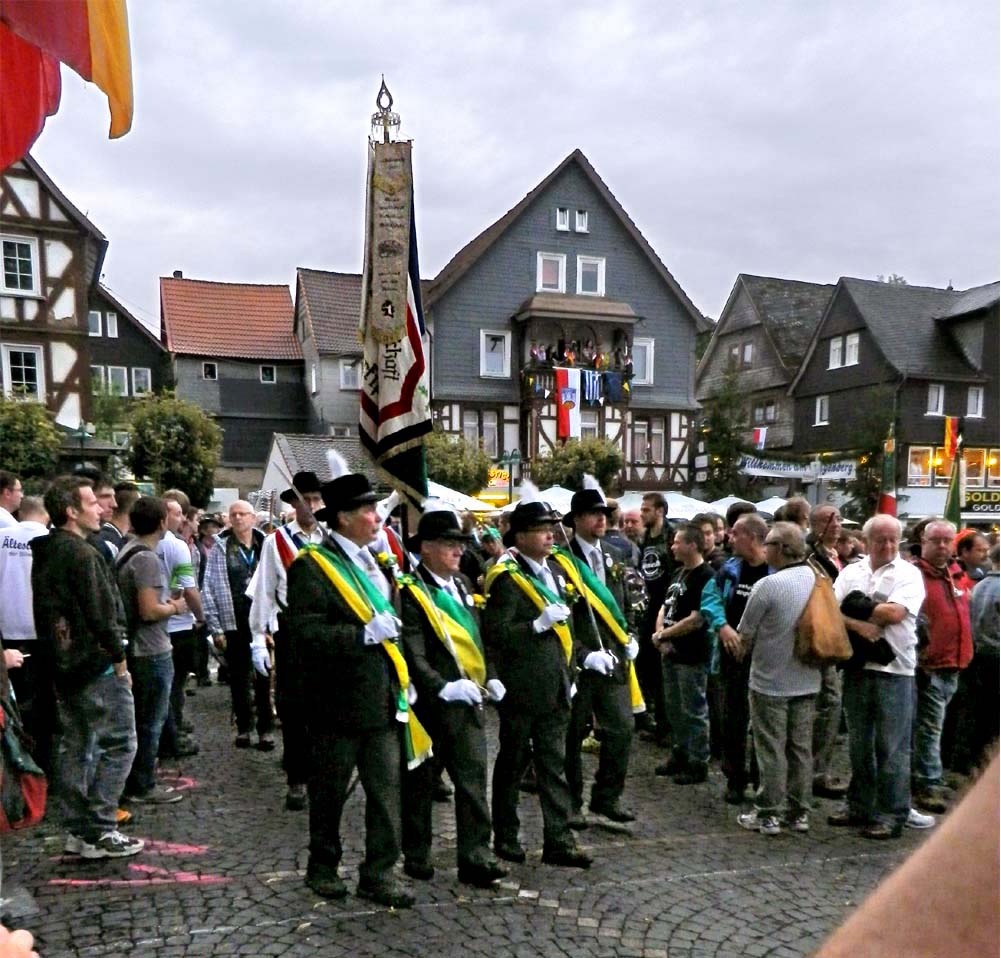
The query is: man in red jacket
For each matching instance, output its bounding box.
[913,520,973,813]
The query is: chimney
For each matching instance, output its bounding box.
[173,269,183,279]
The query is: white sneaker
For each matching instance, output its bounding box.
[79,830,144,859]
[64,834,96,856]
[788,813,810,832]
[906,807,936,829]
[738,810,782,835]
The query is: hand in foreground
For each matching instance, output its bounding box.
[363,611,402,645]
[439,679,483,706]
[3,649,24,670]
[533,603,571,633]
[486,678,506,702]
[251,642,271,676]
[624,637,640,661]
[583,650,617,675]
[855,620,883,643]
[0,924,37,957]
[719,624,744,660]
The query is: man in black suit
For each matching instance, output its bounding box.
[483,500,592,869]
[560,487,640,828]
[399,507,509,888]
[286,472,415,909]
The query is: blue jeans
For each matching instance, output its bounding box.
[55,671,137,841]
[125,651,174,796]
[913,668,960,788]
[662,661,710,768]
[843,669,913,828]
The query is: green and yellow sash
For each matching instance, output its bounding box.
[402,577,487,687]
[299,544,433,769]
[484,557,573,665]
[550,547,646,715]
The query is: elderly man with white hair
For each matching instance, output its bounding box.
[829,514,926,839]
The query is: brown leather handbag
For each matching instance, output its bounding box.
[794,561,853,666]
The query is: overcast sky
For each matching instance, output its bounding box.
[30,0,1000,333]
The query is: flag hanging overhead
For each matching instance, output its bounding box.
[358,120,431,503]
[752,426,767,451]
[944,425,964,527]
[943,416,960,459]
[0,0,133,171]
[876,423,896,516]
[554,367,582,439]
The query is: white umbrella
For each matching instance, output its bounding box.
[663,491,710,520]
[500,484,575,514]
[708,495,755,515]
[427,481,493,513]
[755,496,787,516]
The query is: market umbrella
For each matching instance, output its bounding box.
[755,496,787,516]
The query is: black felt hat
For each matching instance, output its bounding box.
[314,473,380,523]
[562,488,614,527]
[406,509,471,552]
[279,470,322,505]
[503,500,562,548]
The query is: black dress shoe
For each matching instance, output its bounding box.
[494,841,526,864]
[305,865,347,899]
[813,778,849,799]
[861,822,902,840]
[356,880,415,909]
[828,806,869,827]
[541,846,592,869]
[403,859,435,881]
[458,860,508,887]
[234,734,252,749]
[285,784,307,811]
[589,800,636,823]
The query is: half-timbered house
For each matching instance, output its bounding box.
[424,149,708,490]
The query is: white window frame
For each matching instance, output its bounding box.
[907,445,933,487]
[967,385,984,418]
[88,310,102,337]
[581,409,599,440]
[632,337,654,386]
[90,365,106,393]
[107,365,128,397]
[105,312,118,338]
[556,208,570,231]
[575,209,589,233]
[536,252,566,293]
[828,337,843,369]
[814,394,830,426]
[649,416,666,463]
[576,255,606,297]
[339,358,361,390]
[1,344,44,401]
[202,361,218,381]
[844,332,860,366]
[260,364,276,385]
[741,342,754,367]
[479,329,511,379]
[0,234,40,296]
[310,363,317,395]
[461,409,479,447]
[926,382,944,416]
[132,367,151,396]
[481,410,499,459]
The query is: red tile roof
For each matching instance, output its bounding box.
[160,277,301,360]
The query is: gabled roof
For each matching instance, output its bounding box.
[20,154,106,243]
[273,433,388,489]
[160,276,301,360]
[426,148,708,332]
[739,275,834,369]
[933,281,1000,320]
[791,278,996,391]
[295,268,362,355]
[94,283,166,352]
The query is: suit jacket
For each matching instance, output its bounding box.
[285,536,400,733]
[569,537,632,683]
[483,552,579,716]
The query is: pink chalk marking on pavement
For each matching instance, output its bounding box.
[48,864,230,887]
[154,773,198,792]
[49,839,209,864]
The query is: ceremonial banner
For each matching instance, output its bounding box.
[752,427,767,450]
[944,429,964,527]
[358,138,431,501]
[944,417,960,458]
[1,0,133,169]
[877,423,897,516]
[554,367,582,439]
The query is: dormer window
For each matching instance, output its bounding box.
[556,208,569,231]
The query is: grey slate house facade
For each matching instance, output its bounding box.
[790,278,1000,522]
[293,268,364,437]
[160,274,307,489]
[424,149,709,490]
[696,275,833,449]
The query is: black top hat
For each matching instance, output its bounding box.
[314,473,380,524]
[503,500,562,548]
[406,509,471,552]
[198,513,223,530]
[562,488,614,526]
[280,470,322,505]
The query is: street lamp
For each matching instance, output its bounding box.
[499,448,522,504]
[74,421,95,462]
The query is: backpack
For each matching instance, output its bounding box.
[114,543,154,640]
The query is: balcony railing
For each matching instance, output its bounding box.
[520,361,633,406]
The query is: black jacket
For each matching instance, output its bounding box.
[31,528,127,694]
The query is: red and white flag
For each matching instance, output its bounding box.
[554,367,581,439]
[752,427,767,450]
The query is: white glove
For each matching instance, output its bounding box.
[583,650,617,675]
[486,678,506,702]
[363,611,401,645]
[533,603,571,633]
[624,637,640,661]
[439,679,483,706]
[251,638,271,676]
[406,683,417,705]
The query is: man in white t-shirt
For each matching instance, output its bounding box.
[829,514,925,839]
[0,470,23,528]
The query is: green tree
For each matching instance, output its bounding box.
[701,368,750,499]
[90,382,130,441]
[531,437,624,492]
[425,428,491,495]
[0,399,64,480]
[840,385,896,522]
[126,393,222,507]
[876,273,908,285]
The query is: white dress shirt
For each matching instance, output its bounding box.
[576,536,606,584]
[330,531,391,601]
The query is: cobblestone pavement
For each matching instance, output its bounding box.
[3,682,931,958]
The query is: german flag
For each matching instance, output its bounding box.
[943,417,961,459]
